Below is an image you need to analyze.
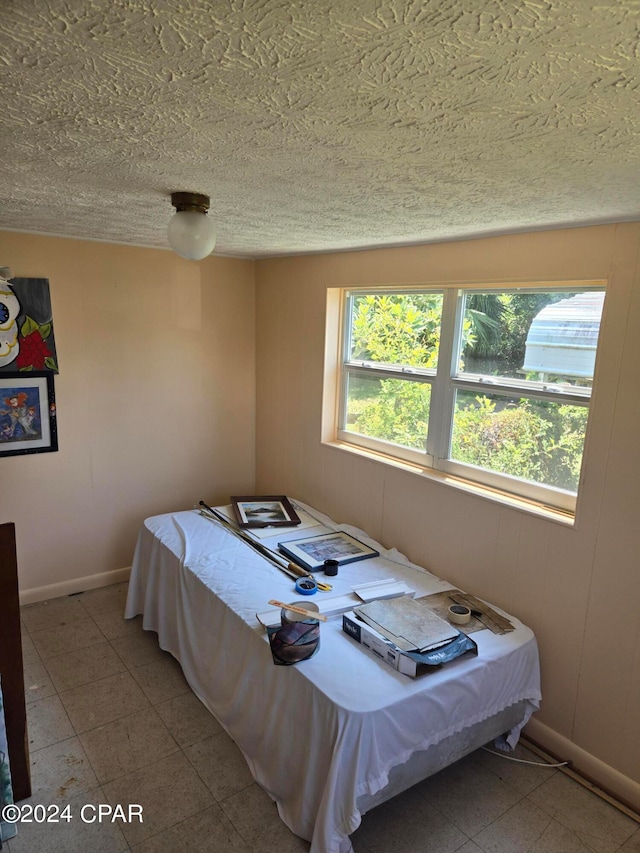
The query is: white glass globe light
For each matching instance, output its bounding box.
[167,209,217,260]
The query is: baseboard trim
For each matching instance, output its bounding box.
[19,567,131,606]
[524,718,640,817]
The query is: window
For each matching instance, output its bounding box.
[335,284,606,513]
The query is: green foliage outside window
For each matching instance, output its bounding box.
[347,377,431,451]
[451,396,588,491]
[350,293,445,368]
[348,294,448,452]
[346,292,591,492]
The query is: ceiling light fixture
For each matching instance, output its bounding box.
[167,192,217,261]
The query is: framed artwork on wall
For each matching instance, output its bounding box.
[0,277,59,374]
[0,373,58,457]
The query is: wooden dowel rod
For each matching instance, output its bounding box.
[268,600,328,622]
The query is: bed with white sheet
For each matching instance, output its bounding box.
[125,502,541,853]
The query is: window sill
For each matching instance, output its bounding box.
[322,439,576,527]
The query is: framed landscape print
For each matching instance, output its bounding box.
[278,530,379,572]
[230,495,301,528]
[0,373,57,457]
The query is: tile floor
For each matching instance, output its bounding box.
[4,582,638,852]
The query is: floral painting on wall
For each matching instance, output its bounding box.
[0,275,58,374]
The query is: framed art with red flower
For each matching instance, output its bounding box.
[0,277,58,374]
[0,373,58,457]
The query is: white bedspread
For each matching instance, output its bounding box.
[125,503,541,853]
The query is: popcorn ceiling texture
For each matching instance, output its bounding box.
[1,1,639,257]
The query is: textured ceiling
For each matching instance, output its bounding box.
[1,1,639,258]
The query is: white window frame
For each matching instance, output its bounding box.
[336,282,605,513]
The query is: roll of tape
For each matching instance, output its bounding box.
[448,604,471,625]
[294,577,318,595]
[281,600,320,623]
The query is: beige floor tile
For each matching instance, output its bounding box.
[102,751,214,846]
[59,671,150,733]
[110,629,170,669]
[473,798,554,852]
[93,610,145,641]
[22,656,57,704]
[25,736,100,805]
[26,694,75,752]
[621,827,640,851]
[528,773,638,853]
[30,617,106,660]
[528,818,604,852]
[45,642,128,692]
[415,753,522,837]
[20,632,40,664]
[129,656,190,705]
[220,783,310,853]
[79,582,130,616]
[79,707,180,784]
[6,786,129,853]
[457,843,485,853]
[185,730,254,801]
[352,783,469,853]
[21,595,90,633]
[155,690,222,748]
[475,743,559,796]
[130,803,251,852]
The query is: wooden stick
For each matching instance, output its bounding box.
[268,599,328,622]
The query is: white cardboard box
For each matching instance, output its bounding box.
[342,611,428,677]
[342,611,477,678]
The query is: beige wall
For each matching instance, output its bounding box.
[0,231,256,600]
[254,223,640,808]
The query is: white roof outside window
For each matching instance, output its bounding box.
[523,292,604,379]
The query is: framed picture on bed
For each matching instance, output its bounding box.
[0,373,58,458]
[278,530,379,572]
[230,495,301,528]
